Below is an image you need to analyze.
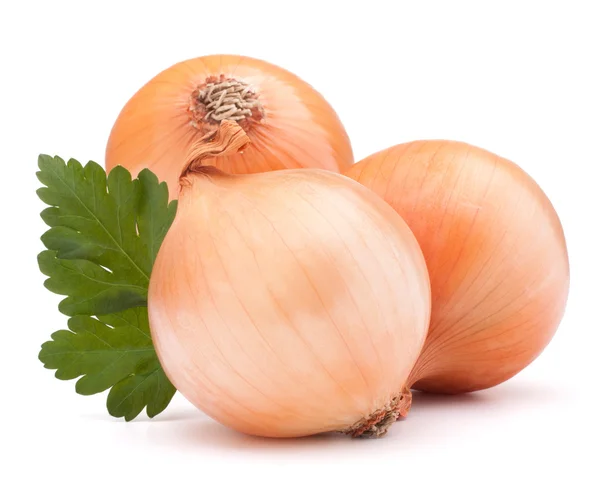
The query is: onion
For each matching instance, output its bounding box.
[106,54,353,199]
[147,125,430,437]
[345,140,569,394]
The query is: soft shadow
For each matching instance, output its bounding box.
[411,389,489,409]
[143,409,203,423]
[411,379,560,412]
[80,409,197,423]
[143,380,565,452]
[145,413,379,454]
[80,412,122,422]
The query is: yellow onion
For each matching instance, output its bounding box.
[345,140,569,394]
[106,54,353,200]
[148,124,430,437]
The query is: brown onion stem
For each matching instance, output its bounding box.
[189,75,265,129]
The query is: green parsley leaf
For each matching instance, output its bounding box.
[36,155,177,316]
[39,308,176,421]
[37,155,178,420]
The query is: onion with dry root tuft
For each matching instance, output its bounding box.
[345,140,569,394]
[106,54,353,199]
[147,124,430,438]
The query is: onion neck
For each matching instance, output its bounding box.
[181,75,263,190]
[342,388,412,438]
[179,120,251,188]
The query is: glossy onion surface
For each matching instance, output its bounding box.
[346,140,569,393]
[106,55,353,199]
[149,168,430,437]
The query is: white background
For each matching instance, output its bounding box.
[1,0,599,475]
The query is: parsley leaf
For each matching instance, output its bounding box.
[36,155,177,316]
[37,155,178,420]
[39,308,176,421]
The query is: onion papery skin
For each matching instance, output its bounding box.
[345,140,569,394]
[148,167,430,437]
[106,54,353,200]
